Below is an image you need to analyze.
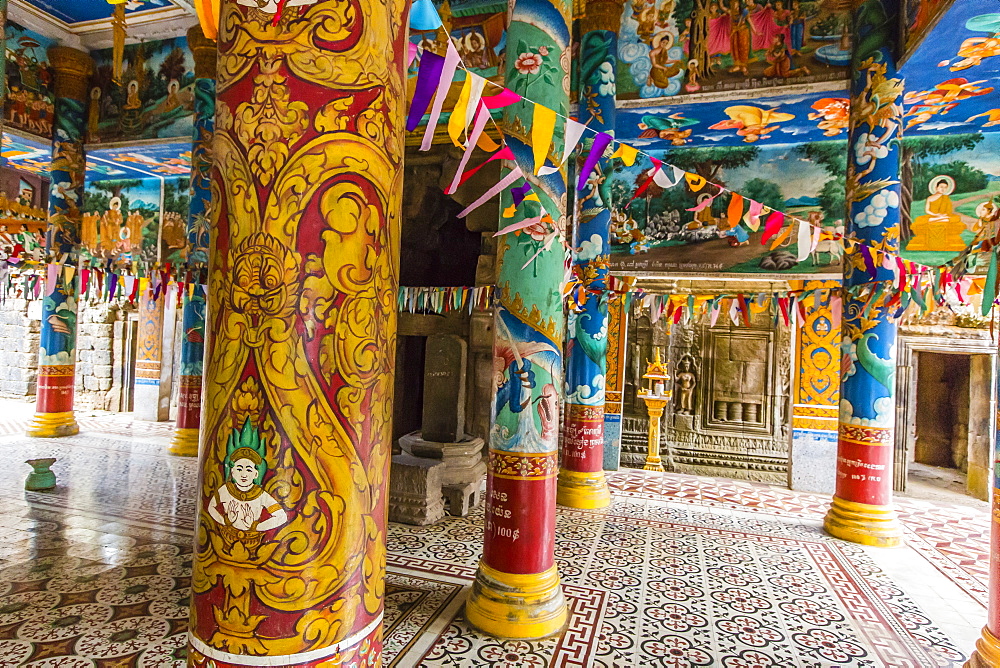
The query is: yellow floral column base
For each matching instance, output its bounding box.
[26,412,79,438]
[465,562,568,640]
[823,496,903,548]
[168,428,200,457]
[557,469,611,509]
[966,626,1000,667]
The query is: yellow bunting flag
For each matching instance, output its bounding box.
[727,193,744,227]
[685,172,707,192]
[609,143,639,166]
[447,75,473,148]
[531,103,557,175]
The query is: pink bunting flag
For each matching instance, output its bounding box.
[420,41,461,151]
[454,145,515,190]
[482,88,521,109]
[458,167,523,218]
[407,42,418,66]
[46,263,58,296]
[830,293,842,330]
[744,199,764,232]
[686,196,715,213]
[494,216,542,237]
[445,103,492,194]
[760,211,784,245]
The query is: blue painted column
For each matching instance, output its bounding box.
[823,0,904,547]
[557,0,621,508]
[170,26,215,456]
[27,47,93,438]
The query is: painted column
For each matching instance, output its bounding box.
[463,0,570,639]
[603,293,629,470]
[186,0,405,664]
[967,363,1000,666]
[823,0,904,548]
[789,280,841,493]
[26,47,92,439]
[133,287,167,421]
[557,0,620,509]
[170,25,215,456]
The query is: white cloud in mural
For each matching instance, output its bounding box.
[577,233,604,262]
[695,135,727,142]
[853,188,899,228]
[920,121,971,131]
[779,126,810,136]
[853,133,890,165]
[566,375,606,406]
[839,396,894,428]
[38,348,72,366]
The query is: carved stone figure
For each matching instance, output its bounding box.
[675,356,697,414]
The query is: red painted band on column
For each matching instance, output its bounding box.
[562,404,604,473]
[989,487,1000,634]
[176,375,202,430]
[834,424,893,506]
[482,450,557,574]
[36,364,76,413]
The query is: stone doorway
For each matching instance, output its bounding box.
[896,337,995,501]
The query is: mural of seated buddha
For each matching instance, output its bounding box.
[907,175,968,252]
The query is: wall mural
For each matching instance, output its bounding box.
[1,132,50,176]
[4,21,55,139]
[616,0,851,100]
[24,0,178,25]
[80,176,189,266]
[89,37,195,143]
[607,140,845,273]
[901,0,953,59]
[411,0,506,78]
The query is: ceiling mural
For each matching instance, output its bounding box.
[616,0,851,100]
[1,133,191,182]
[901,0,954,60]
[22,0,179,26]
[899,0,1000,135]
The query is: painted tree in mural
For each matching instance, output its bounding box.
[898,133,984,241]
[796,141,847,223]
[660,145,759,184]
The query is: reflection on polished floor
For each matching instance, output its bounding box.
[0,400,986,667]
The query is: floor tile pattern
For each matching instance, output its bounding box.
[0,421,985,667]
[608,469,992,608]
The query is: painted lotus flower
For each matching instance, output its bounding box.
[514,52,542,75]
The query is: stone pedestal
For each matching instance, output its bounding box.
[399,430,485,516]
[388,454,446,526]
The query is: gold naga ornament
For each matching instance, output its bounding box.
[106,0,127,83]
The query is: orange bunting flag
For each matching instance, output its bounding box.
[727,193,744,228]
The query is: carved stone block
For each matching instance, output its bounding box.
[388,454,446,526]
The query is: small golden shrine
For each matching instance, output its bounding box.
[639,348,671,399]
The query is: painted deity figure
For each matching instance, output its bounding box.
[120,80,144,136]
[207,419,288,550]
[907,175,967,252]
[789,1,805,53]
[647,33,683,88]
[728,0,752,75]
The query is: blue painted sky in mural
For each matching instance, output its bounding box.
[1,133,191,182]
[899,0,1000,135]
[22,0,177,25]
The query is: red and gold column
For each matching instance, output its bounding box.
[27,47,93,438]
[133,286,167,421]
[823,0,904,548]
[186,0,405,664]
[170,26,215,456]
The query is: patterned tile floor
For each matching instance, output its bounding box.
[0,401,987,667]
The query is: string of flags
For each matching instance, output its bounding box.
[404,2,1000,314]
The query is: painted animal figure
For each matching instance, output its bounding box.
[811,223,844,266]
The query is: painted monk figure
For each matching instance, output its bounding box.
[728,0,752,75]
[907,175,967,252]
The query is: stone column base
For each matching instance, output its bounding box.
[465,561,567,640]
[399,431,486,485]
[26,411,79,438]
[169,428,200,457]
[967,626,1000,667]
[824,495,903,548]
[556,469,610,509]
